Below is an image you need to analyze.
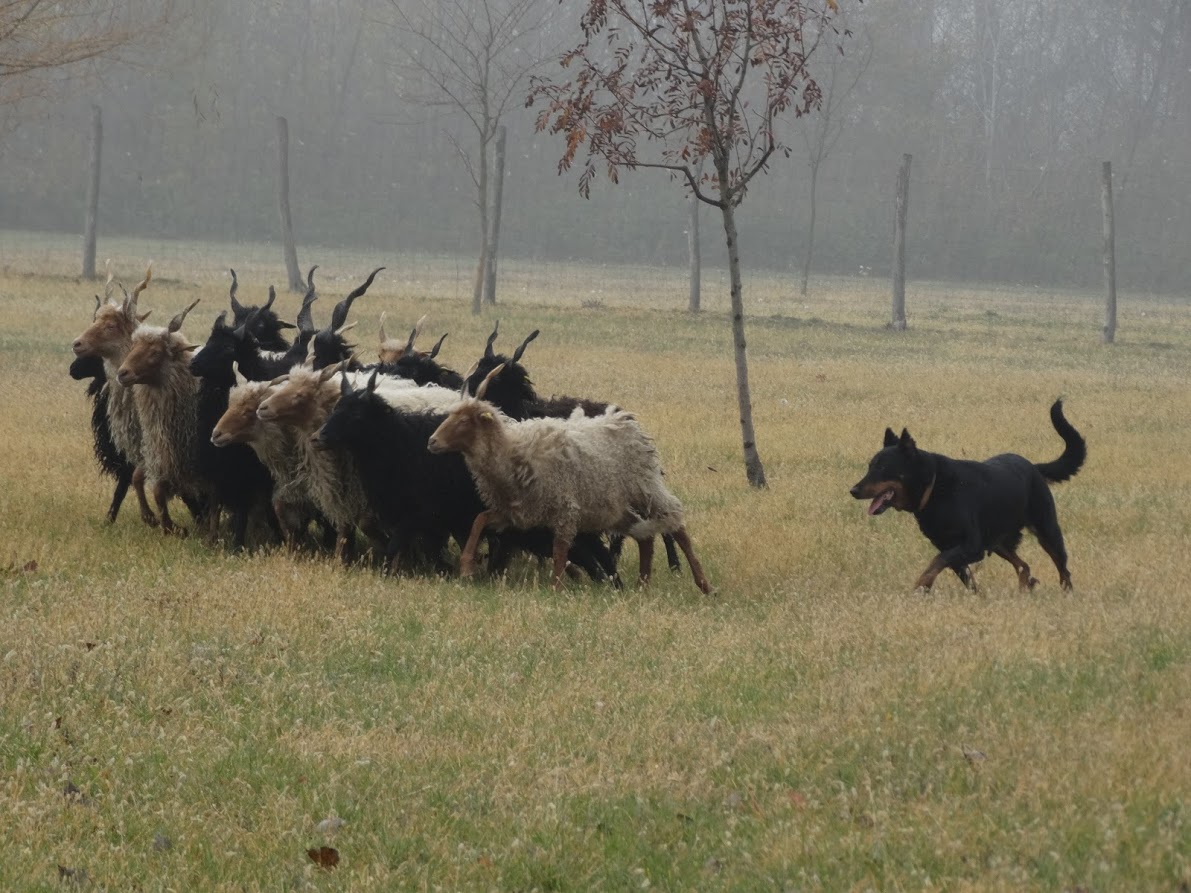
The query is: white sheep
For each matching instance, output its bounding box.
[115,297,206,535]
[427,365,712,593]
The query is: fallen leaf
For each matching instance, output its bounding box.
[83,642,97,652]
[307,846,339,870]
[22,560,38,573]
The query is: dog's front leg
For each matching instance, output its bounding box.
[916,538,983,592]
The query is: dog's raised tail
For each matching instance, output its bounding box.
[1034,399,1087,484]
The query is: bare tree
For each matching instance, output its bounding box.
[531,0,853,488]
[0,0,174,106]
[798,18,871,296]
[382,0,553,315]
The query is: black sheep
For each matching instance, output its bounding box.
[70,353,134,523]
[227,268,294,352]
[189,311,280,550]
[312,371,620,584]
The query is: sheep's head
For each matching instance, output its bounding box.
[376,312,406,364]
[427,363,504,455]
[116,298,200,387]
[229,270,293,351]
[189,311,236,381]
[255,363,341,430]
[311,370,381,452]
[212,381,273,446]
[463,327,539,418]
[72,263,152,359]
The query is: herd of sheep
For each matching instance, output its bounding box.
[69,264,712,594]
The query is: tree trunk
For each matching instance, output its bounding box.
[472,135,490,316]
[891,153,911,330]
[688,191,701,313]
[483,125,507,306]
[718,191,767,488]
[82,105,102,280]
[800,158,820,297]
[276,116,303,292]
[1101,161,1117,344]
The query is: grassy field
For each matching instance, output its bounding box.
[1,237,1189,891]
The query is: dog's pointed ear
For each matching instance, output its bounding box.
[898,428,917,452]
[883,427,898,448]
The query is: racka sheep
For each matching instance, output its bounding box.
[428,365,712,593]
[313,370,619,582]
[71,264,157,526]
[116,297,207,535]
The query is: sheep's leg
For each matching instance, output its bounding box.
[671,526,713,594]
[106,468,132,524]
[333,526,354,565]
[662,534,682,574]
[459,511,493,578]
[203,499,223,547]
[551,535,573,590]
[636,536,655,588]
[132,466,158,527]
[229,506,251,553]
[153,480,186,537]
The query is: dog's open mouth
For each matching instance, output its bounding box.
[868,489,895,516]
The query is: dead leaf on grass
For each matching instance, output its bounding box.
[306,846,339,870]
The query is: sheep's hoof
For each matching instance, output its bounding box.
[163,525,189,539]
[140,513,160,528]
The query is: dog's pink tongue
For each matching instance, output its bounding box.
[868,491,890,516]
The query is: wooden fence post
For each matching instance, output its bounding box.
[1101,160,1117,344]
[891,153,911,331]
[276,115,303,292]
[82,105,102,280]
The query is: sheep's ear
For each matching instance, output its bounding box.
[339,370,353,397]
[319,362,342,383]
[268,373,289,387]
[214,310,228,329]
[366,368,379,393]
[883,428,898,447]
[181,342,201,353]
[475,362,505,400]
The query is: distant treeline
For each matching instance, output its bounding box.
[2,0,1190,292]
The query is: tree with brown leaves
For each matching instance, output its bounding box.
[530,0,854,488]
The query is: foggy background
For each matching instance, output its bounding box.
[3,0,1190,293]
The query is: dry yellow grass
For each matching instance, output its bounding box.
[1,241,1189,890]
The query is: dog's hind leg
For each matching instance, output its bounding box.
[991,546,1038,591]
[1033,521,1073,590]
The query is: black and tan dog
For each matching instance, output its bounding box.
[850,400,1086,592]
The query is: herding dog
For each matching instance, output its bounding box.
[850,400,1086,592]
